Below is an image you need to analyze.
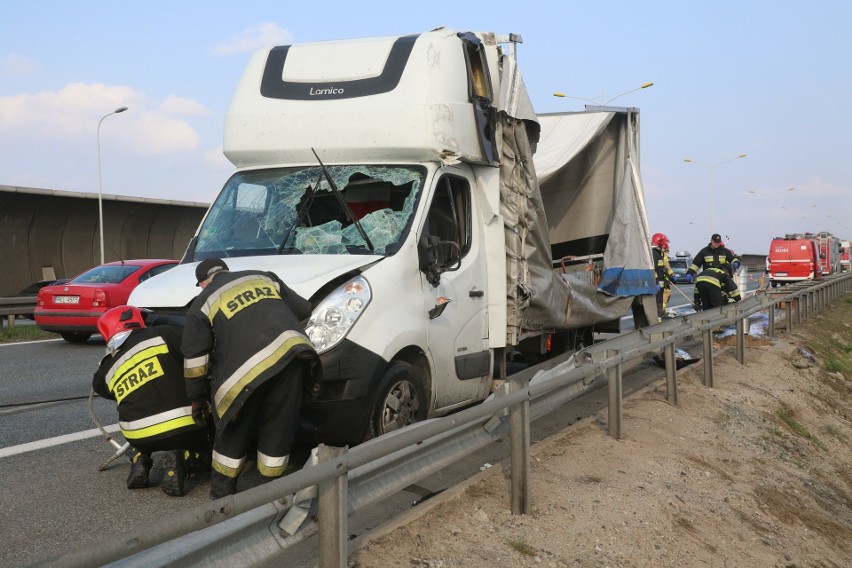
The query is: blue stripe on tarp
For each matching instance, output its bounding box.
[597,267,656,297]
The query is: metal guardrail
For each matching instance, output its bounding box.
[0,296,36,328]
[41,272,852,568]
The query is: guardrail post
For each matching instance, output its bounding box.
[702,329,714,388]
[735,316,745,365]
[785,300,793,331]
[794,295,802,326]
[663,333,677,406]
[606,349,622,438]
[768,300,776,338]
[508,375,531,515]
[317,444,348,568]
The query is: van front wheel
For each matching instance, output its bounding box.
[367,362,427,440]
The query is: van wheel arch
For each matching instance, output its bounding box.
[364,358,429,441]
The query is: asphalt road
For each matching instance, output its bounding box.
[0,336,225,567]
[0,326,689,567]
[2,279,746,567]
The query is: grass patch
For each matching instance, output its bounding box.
[0,324,59,343]
[776,406,824,449]
[826,358,845,373]
[506,536,536,556]
[803,299,852,376]
[777,408,814,439]
[821,424,848,443]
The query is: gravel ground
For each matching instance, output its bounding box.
[350,301,852,568]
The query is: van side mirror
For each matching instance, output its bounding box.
[418,235,442,287]
[418,235,462,287]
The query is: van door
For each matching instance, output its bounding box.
[419,169,491,410]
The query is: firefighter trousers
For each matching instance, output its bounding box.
[212,362,305,479]
[695,282,725,311]
[132,425,212,458]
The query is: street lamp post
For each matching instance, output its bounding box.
[747,187,795,237]
[683,153,747,236]
[97,106,128,264]
[553,82,654,106]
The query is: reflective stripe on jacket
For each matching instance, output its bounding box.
[92,325,201,443]
[688,244,740,275]
[181,270,318,425]
[695,267,741,301]
[653,247,674,287]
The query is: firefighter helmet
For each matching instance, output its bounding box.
[98,305,146,342]
[651,232,670,251]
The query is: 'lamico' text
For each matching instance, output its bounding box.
[310,86,344,96]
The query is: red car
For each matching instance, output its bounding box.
[35,259,178,343]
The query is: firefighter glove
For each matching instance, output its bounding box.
[191,400,210,424]
[685,274,693,283]
[731,260,741,271]
[656,284,662,293]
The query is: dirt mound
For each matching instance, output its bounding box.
[351,299,852,568]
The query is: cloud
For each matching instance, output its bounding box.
[797,177,850,197]
[160,95,210,117]
[0,82,210,155]
[211,22,294,55]
[0,54,40,76]
[204,146,232,168]
[134,113,200,154]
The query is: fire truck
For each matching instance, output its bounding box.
[768,234,822,287]
[816,231,843,275]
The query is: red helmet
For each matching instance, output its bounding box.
[97,305,146,342]
[651,232,669,250]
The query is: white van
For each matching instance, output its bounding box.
[129,29,657,444]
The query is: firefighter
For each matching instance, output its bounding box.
[687,233,741,278]
[651,233,676,321]
[92,306,212,497]
[182,258,320,500]
[693,266,741,311]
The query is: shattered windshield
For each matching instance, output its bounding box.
[193,165,424,259]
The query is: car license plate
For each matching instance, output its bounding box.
[775,272,787,276]
[55,296,80,304]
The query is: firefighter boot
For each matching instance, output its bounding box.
[126,453,153,489]
[161,451,187,497]
[186,450,212,476]
[210,471,238,500]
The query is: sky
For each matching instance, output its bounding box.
[2,1,850,256]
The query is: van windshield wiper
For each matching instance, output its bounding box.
[311,148,375,253]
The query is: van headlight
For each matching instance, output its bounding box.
[306,275,371,354]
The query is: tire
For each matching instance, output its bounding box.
[366,361,427,440]
[61,332,91,343]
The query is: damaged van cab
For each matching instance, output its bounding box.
[129,29,657,445]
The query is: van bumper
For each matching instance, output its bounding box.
[299,338,387,445]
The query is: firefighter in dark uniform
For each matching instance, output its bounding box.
[92,305,212,497]
[182,258,319,500]
[687,233,741,278]
[651,232,675,321]
[693,267,741,311]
